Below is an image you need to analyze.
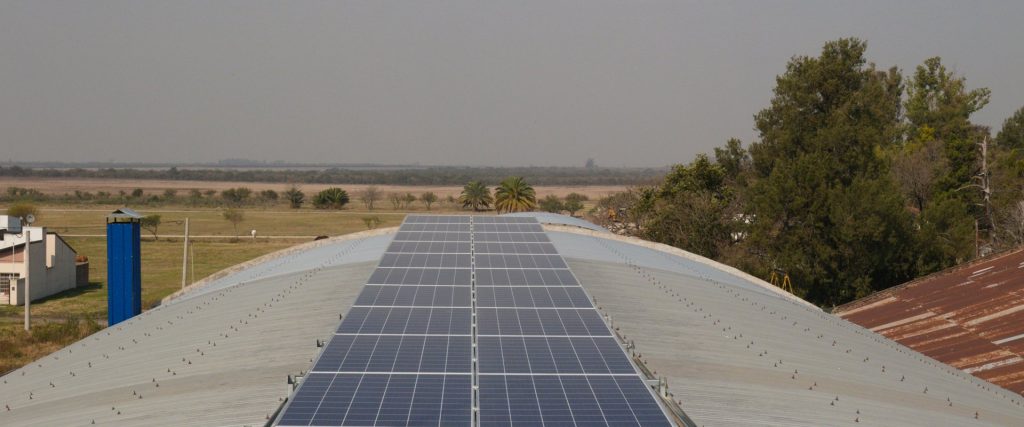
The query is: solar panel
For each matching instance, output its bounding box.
[355,285,472,307]
[278,373,471,426]
[367,268,472,286]
[276,215,671,426]
[314,335,471,373]
[477,375,671,427]
[477,336,636,374]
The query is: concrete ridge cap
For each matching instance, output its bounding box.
[159,226,399,305]
[543,224,820,311]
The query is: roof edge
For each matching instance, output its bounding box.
[159,226,400,305]
[543,224,820,310]
[834,247,1024,315]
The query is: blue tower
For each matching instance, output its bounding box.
[107,208,142,326]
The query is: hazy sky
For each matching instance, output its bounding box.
[2,1,1022,167]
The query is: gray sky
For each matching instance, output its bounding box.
[2,1,1022,167]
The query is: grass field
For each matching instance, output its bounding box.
[0,202,414,374]
[0,182,611,374]
[0,175,618,374]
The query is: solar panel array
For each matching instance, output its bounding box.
[277,215,672,426]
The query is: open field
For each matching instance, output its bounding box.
[0,178,618,373]
[1,177,628,200]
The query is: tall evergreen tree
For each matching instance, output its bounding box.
[746,38,915,305]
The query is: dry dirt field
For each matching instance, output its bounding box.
[3,177,628,200]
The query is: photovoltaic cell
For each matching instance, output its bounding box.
[393,231,472,242]
[474,223,544,232]
[475,268,579,287]
[314,335,471,373]
[355,285,471,307]
[277,215,671,427]
[476,286,591,308]
[277,373,471,427]
[367,268,471,286]
[386,241,471,254]
[476,308,611,336]
[477,375,671,427]
[474,232,550,243]
[378,253,472,268]
[338,307,472,335]
[477,336,635,374]
[474,242,557,254]
[475,254,568,269]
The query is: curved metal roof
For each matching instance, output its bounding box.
[503,212,609,232]
[2,221,1023,426]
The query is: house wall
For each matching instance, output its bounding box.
[1,229,78,305]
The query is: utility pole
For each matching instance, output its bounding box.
[24,229,30,332]
[181,217,190,290]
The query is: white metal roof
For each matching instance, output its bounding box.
[2,219,1023,426]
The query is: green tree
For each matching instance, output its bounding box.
[313,188,350,209]
[131,188,144,199]
[905,57,991,199]
[459,181,493,211]
[420,192,438,210]
[140,214,162,240]
[746,38,915,305]
[6,203,39,221]
[539,195,564,213]
[284,186,304,209]
[403,193,417,209]
[221,187,252,206]
[564,193,586,216]
[162,189,177,200]
[258,189,279,203]
[643,155,736,259]
[222,208,245,238]
[494,177,537,213]
[996,106,1024,150]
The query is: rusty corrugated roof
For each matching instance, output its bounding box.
[835,248,1024,395]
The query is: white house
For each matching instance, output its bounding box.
[0,219,80,305]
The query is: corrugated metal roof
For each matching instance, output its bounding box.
[504,212,609,232]
[835,248,1024,396]
[552,232,1024,426]
[3,223,1024,426]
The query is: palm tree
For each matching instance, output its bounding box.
[459,181,493,211]
[494,176,537,213]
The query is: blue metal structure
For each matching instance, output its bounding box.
[107,208,142,326]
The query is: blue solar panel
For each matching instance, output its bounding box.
[386,241,471,254]
[478,375,671,427]
[355,285,472,307]
[475,254,568,269]
[338,307,472,335]
[378,253,472,268]
[474,268,579,287]
[474,232,550,243]
[367,268,472,286]
[477,336,635,374]
[314,335,471,373]
[277,215,672,427]
[277,373,472,427]
[476,286,591,308]
[476,308,611,336]
[393,231,471,242]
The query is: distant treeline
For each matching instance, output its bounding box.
[0,165,665,186]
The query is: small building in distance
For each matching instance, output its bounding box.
[0,217,83,305]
